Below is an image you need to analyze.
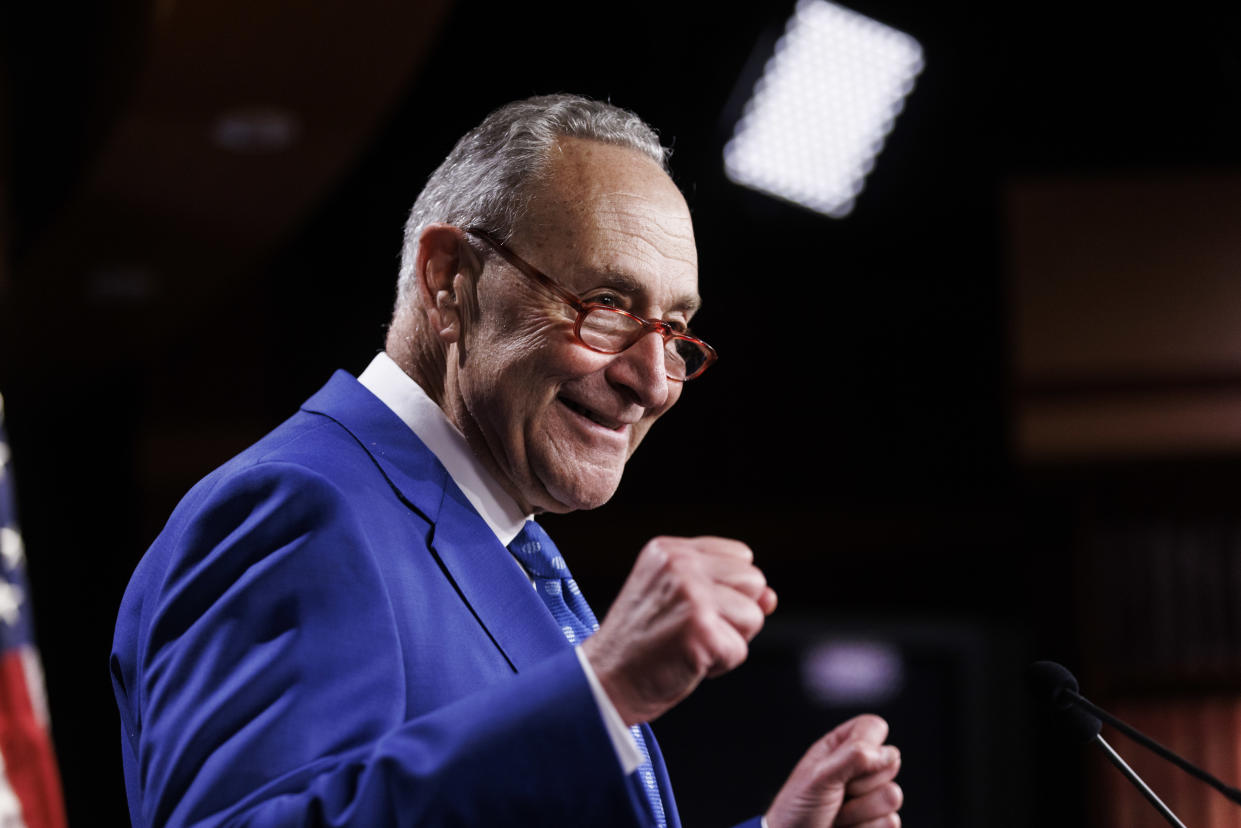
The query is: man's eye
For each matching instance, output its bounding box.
[588,293,621,307]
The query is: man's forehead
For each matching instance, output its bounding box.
[534,208,700,312]
[516,138,700,307]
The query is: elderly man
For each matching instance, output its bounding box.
[111,94,902,827]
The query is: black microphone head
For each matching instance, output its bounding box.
[1028,660,1078,709]
[1028,661,1101,743]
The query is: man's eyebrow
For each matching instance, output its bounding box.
[675,293,703,314]
[585,270,703,314]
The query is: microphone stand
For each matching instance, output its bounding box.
[1093,733,1187,828]
[1030,662,1241,826]
[1069,689,1241,806]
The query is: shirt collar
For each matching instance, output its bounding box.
[357,352,530,546]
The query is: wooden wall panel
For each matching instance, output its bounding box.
[1009,171,1241,459]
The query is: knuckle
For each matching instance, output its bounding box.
[662,546,698,578]
[654,551,703,602]
[687,604,716,636]
[667,547,695,572]
[741,566,767,597]
[642,536,674,564]
[750,565,767,589]
[740,602,766,638]
[729,539,755,562]
[844,741,871,766]
[731,540,755,562]
[696,536,753,561]
[854,713,890,742]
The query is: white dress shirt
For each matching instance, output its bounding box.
[357,352,642,774]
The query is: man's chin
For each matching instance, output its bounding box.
[536,471,624,514]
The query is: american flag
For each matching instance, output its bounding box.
[0,394,66,828]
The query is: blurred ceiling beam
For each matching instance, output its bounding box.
[2,0,450,372]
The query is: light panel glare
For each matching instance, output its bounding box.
[724,0,924,218]
[800,640,905,706]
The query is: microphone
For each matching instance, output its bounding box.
[1027,661,1101,743]
[1029,661,1241,805]
[1029,661,1190,828]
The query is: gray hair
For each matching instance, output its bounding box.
[394,93,671,305]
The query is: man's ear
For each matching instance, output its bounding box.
[414,223,479,344]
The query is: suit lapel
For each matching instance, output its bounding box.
[301,371,449,520]
[301,370,571,673]
[431,482,574,670]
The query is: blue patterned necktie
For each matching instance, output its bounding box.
[508,520,667,828]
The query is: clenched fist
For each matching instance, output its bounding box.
[580,536,777,726]
[766,715,903,828]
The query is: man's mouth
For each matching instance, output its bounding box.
[558,397,624,431]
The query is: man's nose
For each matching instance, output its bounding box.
[607,330,671,409]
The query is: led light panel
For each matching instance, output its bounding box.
[724,0,924,218]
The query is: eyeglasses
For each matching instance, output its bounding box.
[465,228,717,381]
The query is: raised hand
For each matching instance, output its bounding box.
[581,536,777,726]
[766,715,903,828]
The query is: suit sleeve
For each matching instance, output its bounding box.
[112,461,649,827]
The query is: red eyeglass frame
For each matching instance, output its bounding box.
[464,227,718,381]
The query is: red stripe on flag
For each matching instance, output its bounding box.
[0,650,66,828]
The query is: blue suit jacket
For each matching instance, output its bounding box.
[112,371,765,827]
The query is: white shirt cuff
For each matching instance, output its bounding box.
[575,645,643,775]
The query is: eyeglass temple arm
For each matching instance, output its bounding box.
[464,227,586,311]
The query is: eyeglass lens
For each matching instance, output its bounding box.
[579,307,709,380]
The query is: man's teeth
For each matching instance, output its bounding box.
[564,399,614,428]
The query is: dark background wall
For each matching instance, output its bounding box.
[4,1,1241,824]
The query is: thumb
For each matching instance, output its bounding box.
[764,734,900,828]
[821,713,889,753]
[813,740,901,794]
